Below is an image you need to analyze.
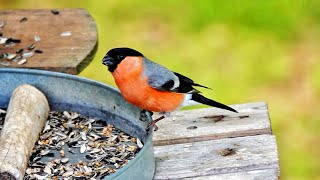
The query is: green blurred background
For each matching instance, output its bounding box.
[1,0,319,179]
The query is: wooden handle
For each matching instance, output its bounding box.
[0,84,50,180]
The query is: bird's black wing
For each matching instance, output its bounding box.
[172,72,211,93]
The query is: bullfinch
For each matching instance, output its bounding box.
[102,47,237,130]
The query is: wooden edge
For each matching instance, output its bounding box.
[76,39,98,74]
[74,9,98,74]
[153,102,271,146]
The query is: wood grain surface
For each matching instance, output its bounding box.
[153,102,272,146]
[154,135,279,179]
[0,9,97,74]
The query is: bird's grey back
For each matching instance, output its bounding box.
[142,57,179,91]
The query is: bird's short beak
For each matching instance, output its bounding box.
[102,55,115,66]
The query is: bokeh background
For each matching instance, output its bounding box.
[1,1,319,179]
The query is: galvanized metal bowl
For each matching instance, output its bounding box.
[0,68,155,180]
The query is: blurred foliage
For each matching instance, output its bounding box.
[1,0,319,179]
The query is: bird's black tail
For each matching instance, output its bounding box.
[191,94,238,113]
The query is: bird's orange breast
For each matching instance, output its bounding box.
[111,56,184,112]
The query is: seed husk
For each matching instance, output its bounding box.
[0,61,10,67]
[28,43,35,50]
[20,17,28,22]
[6,53,16,60]
[137,138,143,148]
[17,58,27,65]
[34,35,41,42]
[22,52,34,58]
[0,37,8,44]
[16,48,24,54]
[0,21,4,28]
[12,55,22,62]
[34,49,43,53]
[62,170,74,177]
[80,143,86,153]
[61,158,69,164]
[51,9,60,15]
[60,31,72,37]
[6,38,21,44]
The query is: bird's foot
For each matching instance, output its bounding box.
[146,122,159,131]
[139,109,154,121]
[145,115,165,131]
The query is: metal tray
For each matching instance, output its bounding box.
[0,68,155,180]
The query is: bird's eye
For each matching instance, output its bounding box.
[117,54,125,60]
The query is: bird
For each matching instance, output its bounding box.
[102,47,238,130]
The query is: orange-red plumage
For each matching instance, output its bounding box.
[112,56,185,112]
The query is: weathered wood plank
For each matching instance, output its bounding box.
[154,134,279,179]
[0,9,97,74]
[0,85,49,180]
[185,169,279,180]
[153,102,271,146]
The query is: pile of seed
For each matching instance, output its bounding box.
[0,18,43,66]
[0,9,72,67]
[18,111,143,179]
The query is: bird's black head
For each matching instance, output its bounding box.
[102,47,143,72]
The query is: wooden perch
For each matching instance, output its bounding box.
[0,84,50,180]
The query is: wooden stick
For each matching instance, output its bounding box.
[0,84,50,180]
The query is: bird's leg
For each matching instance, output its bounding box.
[146,112,170,131]
[146,116,165,131]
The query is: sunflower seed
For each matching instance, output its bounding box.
[17,58,27,65]
[22,52,34,58]
[70,112,79,119]
[63,111,71,118]
[51,9,60,15]
[6,38,21,44]
[0,61,10,66]
[16,48,24,54]
[40,150,50,156]
[60,150,65,157]
[28,43,35,50]
[80,131,87,140]
[4,42,15,47]
[80,143,86,153]
[60,31,72,37]
[137,138,143,148]
[127,146,137,152]
[0,21,4,28]
[62,170,74,177]
[61,158,69,164]
[20,17,28,22]
[12,55,21,62]
[6,53,16,60]
[0,109,6,114]
[0,37,7,44]
[43,122,51,132]
[43,165,51,174]
[34,49,43,53]
[34,35,41,42]
[89,148,100,154]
